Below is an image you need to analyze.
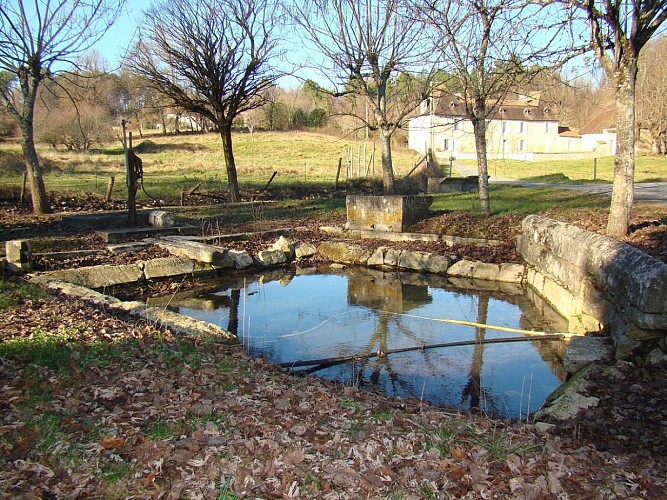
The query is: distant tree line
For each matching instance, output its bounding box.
[0,0,665,236]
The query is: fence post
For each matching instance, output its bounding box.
[105,176,115,202]
[335,158,342,188]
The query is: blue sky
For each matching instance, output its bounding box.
[94,0,150,69]
[94,0,310,87]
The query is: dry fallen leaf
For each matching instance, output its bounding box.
[101,436,125,450]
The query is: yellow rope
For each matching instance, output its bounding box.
[382,311,577,338]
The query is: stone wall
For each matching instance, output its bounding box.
[517,215,667,360]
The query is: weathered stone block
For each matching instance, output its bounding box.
[316,241,373,265]
[143,307,237,342]
[447,259,511,281]
[270,236,295,260]
[367,248,385,267]
[256,249,287,266]
[398,250,449,274]
[142,256,195,279]
[498,263,525,283]
[564,336,613,374]
[294,243,317,260]
[647,348,667,366]
[229,250,254,269]
[35,263,143,288]
[384,248,401,267]
[626,325,665,341]
[156,240,233,267]
[535,365,601,422]
[5,240,31,272]
[345,195,432,232]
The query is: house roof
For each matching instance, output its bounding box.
[431,91,558,122]
[579,107,615,135]
[558,126,581,138]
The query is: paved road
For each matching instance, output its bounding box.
[452,163,667,207]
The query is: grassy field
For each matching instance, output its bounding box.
[1,131,665,204]
[0,131,423,201]
[460,156,667,183]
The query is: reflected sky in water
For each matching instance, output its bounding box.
[171,270,566,420]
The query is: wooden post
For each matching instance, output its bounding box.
[122,120,138,227]
[104,176,115,202]
[593,157,597,180]
[335,158,342,188]
[262,171,278,192]
[19,171,27,204]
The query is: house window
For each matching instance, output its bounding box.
[545,121,552,134]
[443,138,449,150]
[519,121,527,133]
[519,139,527,151]
[453,120,460,131]
[501,121,508,133]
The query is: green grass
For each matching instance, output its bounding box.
[0,131,422,200]
[33,412,64,453]
[0,279,46,310]
[466,424,541,460]
[340,398,362,410]
[142,419,173,441]
[0,331,74,372]
[370,411,392,422]
[429,185,611,215]
[461,155,667,183]
[218,477,239,500]
[99,459,133,485]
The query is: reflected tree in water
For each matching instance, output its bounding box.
[461,292,489,411]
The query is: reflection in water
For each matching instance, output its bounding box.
[462,293,487,411]
[148,267,568,419]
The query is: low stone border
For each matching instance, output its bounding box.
[42,280,237,342]
[320,225,504,247]
[316,240,524,283]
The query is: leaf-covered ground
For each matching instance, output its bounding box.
[1,290,665,499]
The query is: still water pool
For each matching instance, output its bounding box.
[149,267,568,419]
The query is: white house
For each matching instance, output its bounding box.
[408,91,611,161]
[579,107,617,156]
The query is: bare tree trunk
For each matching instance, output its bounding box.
[472,118,491,216]
[607,55,638,237]
[220,124,241,202]
[20,121,50,215]
[379,129,396,194]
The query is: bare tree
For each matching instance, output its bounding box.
[417,0,574,215]
[565,0,667,236]
[637,36,667,155]
[0,0,125,214]
[131,0,285,203]
[289,0,436,194]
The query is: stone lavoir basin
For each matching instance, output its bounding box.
[143,266,569,420]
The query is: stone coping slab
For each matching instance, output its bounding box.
[320,225,503,247]
[97,225,198,243]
